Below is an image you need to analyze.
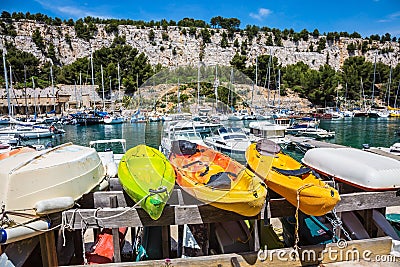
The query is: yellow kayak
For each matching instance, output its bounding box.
[245,139,340,216]
[169,140,267,217]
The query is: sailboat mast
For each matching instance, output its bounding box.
[371,52,377,105]
[50,63,55,113]
[117,62,121,102]
[24,65,28,119]
[214,65,219,112]
[32,77,37,118]
[344,83,348,109]
[101,65,105,111]
[2,50,10,116]
[336,81,339,109]
[109,76,112,101]
[137,73,141,108]
[267,50,272,106]
[277,69,281,108]
[74,79,78,110]
[177,78,180,112]
[9,65,14,117]
[90,52,95,110]
[252,57,257,110]
[361,77,366,110]
[197,62,201,113]
[79,71,82,109]
[387,64,392,106]
[395,81,400,109]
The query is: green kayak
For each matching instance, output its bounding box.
[118,145,175,220]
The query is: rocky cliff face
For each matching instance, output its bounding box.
[1,20,399,69]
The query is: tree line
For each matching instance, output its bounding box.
[1,10,399,43]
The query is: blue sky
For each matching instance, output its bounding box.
[2,0,400,38]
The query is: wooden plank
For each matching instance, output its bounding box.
[110,195,122,263]
[63,237,395,267]
[62,191,400,229]
[63,205,258,229]
[365,148,400,161]
[161,226,170,258]
[335,191,400,213]
[39,231,58,267]
[93,191,127,208]
[2,236,39,267]
[109,177,123,191]
[175,205,203,225]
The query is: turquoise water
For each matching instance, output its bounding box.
[16,117,400,155]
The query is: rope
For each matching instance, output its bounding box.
[326,175,352,242]
[61,187,168,246]
[293,183,314,252]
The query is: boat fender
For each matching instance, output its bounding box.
[105,161,118,177]
[0,219,50,244]
[98,179,109,191]
[34,197,75,215]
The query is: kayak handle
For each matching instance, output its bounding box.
[182,160,202,169]
[149,186,167,194]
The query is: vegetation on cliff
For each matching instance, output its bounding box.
[1,11,400,108]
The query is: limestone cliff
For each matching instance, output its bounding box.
[1,19,399,69]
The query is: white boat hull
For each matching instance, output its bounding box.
[0,143,105,226]
[302,147,400,190]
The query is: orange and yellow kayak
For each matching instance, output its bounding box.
[169,140,267,217]
[245,139,340,216]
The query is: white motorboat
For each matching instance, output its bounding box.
[302,147,400,191]
[89,139,127,177]
[204,127,251,154]
[0,143,106,244]
[159,120,214,156]
[0,124,64,139]
[286,119,335,139]
[248,121,290,145]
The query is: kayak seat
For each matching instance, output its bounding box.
[206,172,234,190]
[272,166,311,177]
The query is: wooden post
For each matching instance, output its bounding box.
[73,230,84,263]
[39,231,58,267]
[161,226,170,258]
[110,195,122,262]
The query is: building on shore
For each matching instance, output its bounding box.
[0,84,124,115]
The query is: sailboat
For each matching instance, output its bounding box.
[76,59,106,125]
[1,49,11,125]
[367,53,389,118]
[104,72,124,124]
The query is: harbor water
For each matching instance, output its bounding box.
[13,117,400,157]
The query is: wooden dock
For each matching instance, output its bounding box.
[287,135,400,161]
[287,135,346,149]
[364,147,400,161]
[5,182,400,266]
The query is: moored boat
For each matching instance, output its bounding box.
[103,115,124,124]
[248,121,290,145]
[118,144,175,220]
[169,140,267,217]
[0,143,106,244]
[203,126,251,154]
[246,139,340,216]
[302,147,400,191]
